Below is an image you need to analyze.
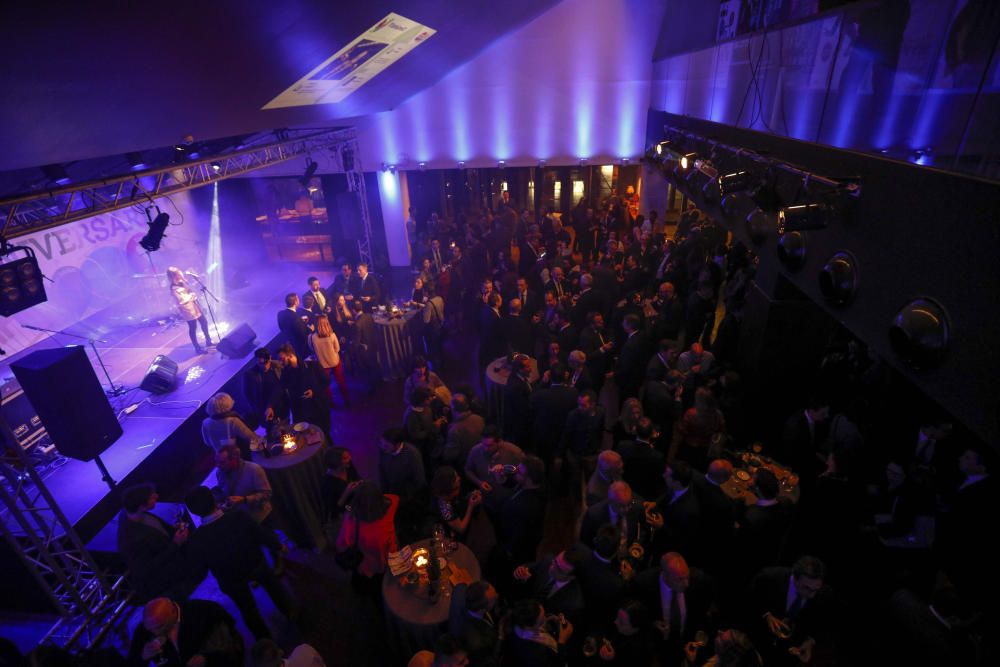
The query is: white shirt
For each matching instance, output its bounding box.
[960,473,988,491]
[659,576,687,637]
[786,574,801,613]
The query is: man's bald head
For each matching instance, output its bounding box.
[661,552,690,592]
[143,597,179,635]
[598,450,624,475]
[608,481,633,509]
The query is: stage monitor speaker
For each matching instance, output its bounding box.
[11,346,122,462]
[217,323,257,358]
[140,355,178,394]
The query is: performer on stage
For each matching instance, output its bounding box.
[168,267,213,354]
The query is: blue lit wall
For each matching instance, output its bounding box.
[649,0,1000,179]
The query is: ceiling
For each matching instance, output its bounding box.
[0,0,560,173]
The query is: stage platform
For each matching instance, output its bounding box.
[0,267,331,545]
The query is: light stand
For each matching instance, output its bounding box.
[19,324,128,397]
[187,273,222,345]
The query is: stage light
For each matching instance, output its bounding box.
[210,162,222,172]
[458,161,466,169]
[777,231,807,271]
[818,251,859,306]
[140,211,170,252]
[419,162,426,170]
[778,203,831,233]
[498,160,506,168]
[127,152,148,171]
[654,141,671,156]
[389,164,397,174]
[538,160,546,168]
[719,170,753,197]
[680,153,696,170]
[0,243,47,317]
[41,164,71,186]
[621,158,630,165]
[745,207,771,245]
[889,297,950,368]
[299,157,318,189]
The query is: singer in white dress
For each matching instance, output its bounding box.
[167,266,213,354]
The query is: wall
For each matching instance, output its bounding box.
[649,0,1000,179]
[646,110,1000,446]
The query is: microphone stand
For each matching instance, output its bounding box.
[20,324,127,398]
[187,274,222,345]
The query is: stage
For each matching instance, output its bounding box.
[0,266,331,547]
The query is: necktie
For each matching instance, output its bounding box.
[484,612,494,627]
[596,329,605,346]
[556,282,563,297]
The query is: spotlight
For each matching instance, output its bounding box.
[299,157,318,189]
[818,251,859,306]
[621,158,630,165]
[498,160,506,168]
[0,244,48,316]
[419,162,426,170]
[680,153,697,170]
[210,162,222,173]
[778,203,831,233]
[140,211,170,252]
[654,141,671,156]
[380,162,389,172]
[41,164,71,186]
[777,231,807,271]
[538,160,546,168]
[889,297,950,368]
[126,152,148,171]
[458,161,466,169]
[745,207,770,245]
[718,170,754,197]
[388,164,397,174]
[579,158,588,166]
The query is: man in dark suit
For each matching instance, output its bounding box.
[276,293,310,361]
[567,351,593,394]
[350,300,377,389]
[117,484,201,603]
[512,544,589,621]
[544,266,570,304]
[780,395,831,486]
[571,273,606,330]
[748,556,838,666]
[557,390,604,490]
[242,348,288,428]
[127,597,243,667]
[356,262,381,312]
[692,459,739,574]
[497,456,548,568]
[649,281,683,342]
[518,239,543,284]
[576,524,628,633]
[580,481,645,549]
[736,468,795,577]
[509,277,541,320]
[630,552,717,666]
[183,486,293,641]
[552,309,578,356]
[647,461,703,563]
[502,299,535,357]
[503,355,533,448]
[615,314,648,402]
[448,581,502,667]
[503,599,573,666]
[478,292,506,368]
[329,263,358,297]
[578,312,615,388]
[528,364,578,463]
[616,418,666,501]
[303,276,331,318]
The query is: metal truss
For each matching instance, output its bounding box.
[338,139,374,268]
[0,420,133,649]
[1,128,355,240]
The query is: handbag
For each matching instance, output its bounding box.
[335,509,364,571]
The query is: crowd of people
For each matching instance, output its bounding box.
[15,193,992,667]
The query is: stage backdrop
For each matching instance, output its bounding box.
[0,193,204,360]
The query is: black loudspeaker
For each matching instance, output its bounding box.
[217,323,257,358]
[140,355,178,394]
[11,346,123,461]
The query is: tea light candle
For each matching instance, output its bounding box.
[411,547,430,572]
[281,433,297,452]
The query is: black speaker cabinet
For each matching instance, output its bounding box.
[140,355,178,394]
[217,323,257,358]
[11,346,122,461]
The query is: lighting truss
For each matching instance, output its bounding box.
[0,420,133,649]
[339,141,374,268]
[0,128,356,240]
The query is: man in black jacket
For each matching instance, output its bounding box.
[527,364,578,463]
[242,348,288,429]
[127,597,243,667]
[502,355,534,448]
[276,343,332,441]
[512,544,589,622]
[578,312,615,389]
[448,581,501,666]
[184,486,294,641]
[615,314,648,402]
[356,262,381,312]
[502,299,535,358]
[117,484,201,603]
[497,456,548,568]
[646,461,704,563]
[576,524,628,634]
[580,481,646,550]
[276,293,310,361]
[616,417,666,501]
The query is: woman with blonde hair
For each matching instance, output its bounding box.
[167,266,212,354]
[309,316,350,407]
[201,392,262,458]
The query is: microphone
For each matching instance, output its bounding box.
[185,271,203,278]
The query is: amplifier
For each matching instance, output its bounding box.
[0,378,52,452]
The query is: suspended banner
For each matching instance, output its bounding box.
[263,12,436,109]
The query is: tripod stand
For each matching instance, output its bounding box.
[19,324,128,397]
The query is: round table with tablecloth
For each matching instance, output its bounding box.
[720,450,801,506]
[372,306,423,380]
[252,424,327,549]
[484,355,540,428]
[382,538,481,658]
